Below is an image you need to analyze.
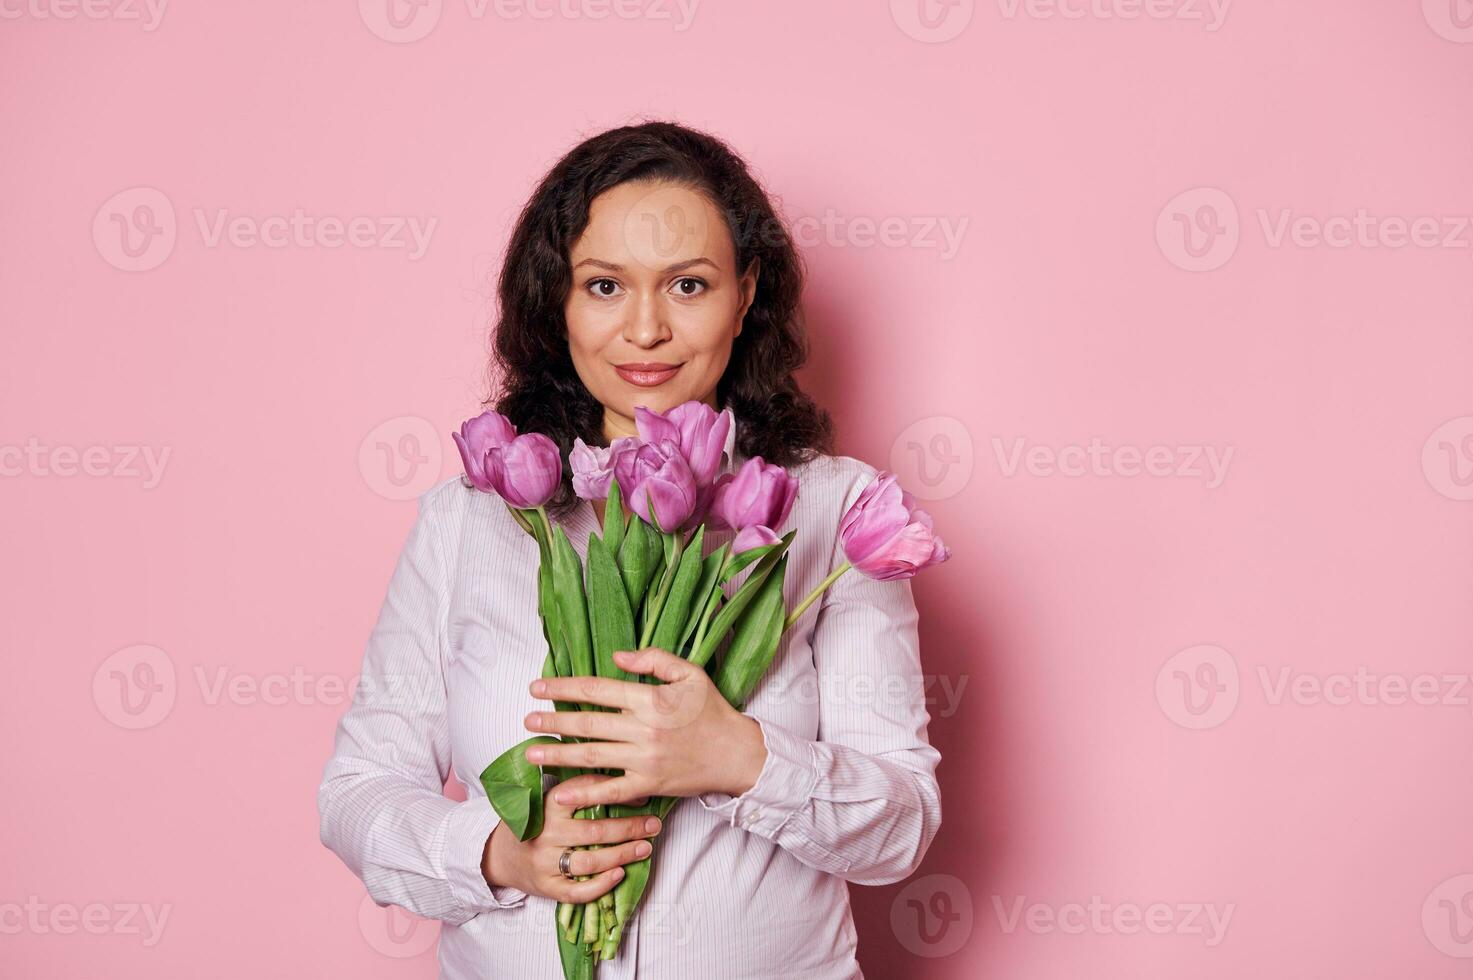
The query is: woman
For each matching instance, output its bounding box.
[319,121,942,979]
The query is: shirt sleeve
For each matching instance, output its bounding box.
[697,480,943,885]
[318,481,529,924]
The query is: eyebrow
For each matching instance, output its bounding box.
[572,257,720,274]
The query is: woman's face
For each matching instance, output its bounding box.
[564,180,758,440]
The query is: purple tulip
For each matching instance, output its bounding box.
[838,472,951,581]
[634,402,732,487]
[615,438,698,531]
[452,411,518,493]
[482,432,562,508]
[709,456,799,553]
[569,436,637,501]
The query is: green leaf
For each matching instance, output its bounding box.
[604,845,655,958]
[587,534,637,682]
[557,914,596,980]
[689,531,793,668]
[651,526,705,652]
[538,559,572,680]
[550,525,594,679]
[714,554,789,709]
[618,516,659,613]
[679,543,729,654]
[602,479,626,558]
[479,736,559,841]
[721,540,780,581]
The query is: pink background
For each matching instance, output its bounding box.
[3,0,1471,976]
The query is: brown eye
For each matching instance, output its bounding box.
[589,279,621,298]
[672,277,707,297]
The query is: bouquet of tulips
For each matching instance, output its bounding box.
[452,400,948,978]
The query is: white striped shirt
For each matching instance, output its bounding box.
[318,420,942,979]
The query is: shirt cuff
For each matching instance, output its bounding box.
[444,795,528,914]
[698,715,819,838]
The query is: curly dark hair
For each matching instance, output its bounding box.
[488,120,834,516]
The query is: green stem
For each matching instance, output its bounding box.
[783,562,851,631]
[689,549,733,657]
[534,504,555,545]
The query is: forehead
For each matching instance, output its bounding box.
[571,180,736,269]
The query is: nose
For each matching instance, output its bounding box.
[622,291,672,349]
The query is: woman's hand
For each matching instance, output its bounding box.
[481,773,662,903]
[522,647,770,810]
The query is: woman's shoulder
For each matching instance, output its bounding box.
[413,474,528,541]
[787,451,883,508]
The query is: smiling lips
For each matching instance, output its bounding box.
[614,362,682,387]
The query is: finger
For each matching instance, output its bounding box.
[551,775,646,810]
[565,813,663,847]
[525,709,641,742]
[542,773,614,820]
[531,675,650,711]
[526,740,636,771]
[613,647,698,684]
[558,866,624,905]
[566,838,654,877]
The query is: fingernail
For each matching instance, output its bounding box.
[635,842,652,857]
[644,817,661,834]
[553,791,571,804]
[530,680,548,696]
[614,650,632,662]
[525,713,542,730]
[526,747,544,762]
[613,867,624,880]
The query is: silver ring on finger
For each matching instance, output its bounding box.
[558,847,577,880]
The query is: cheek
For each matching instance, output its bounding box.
[565,301,616,358]
[672,303,739,359]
